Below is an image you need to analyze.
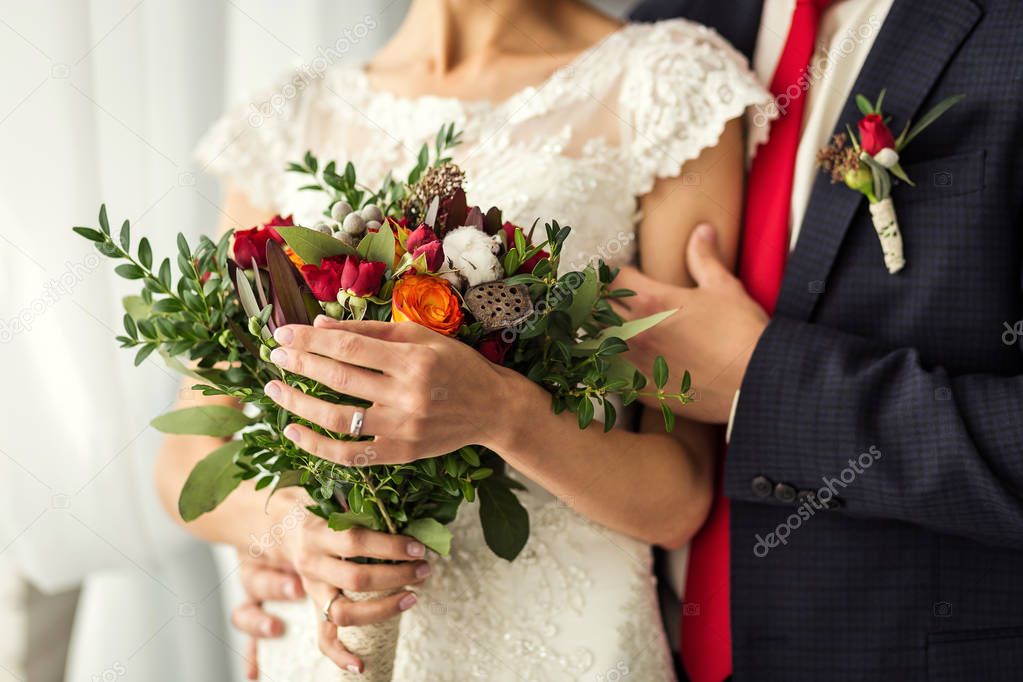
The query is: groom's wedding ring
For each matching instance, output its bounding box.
[321,591,344,622]
[349,410,365,438]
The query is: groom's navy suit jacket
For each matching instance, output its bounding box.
[633,0,1023,679]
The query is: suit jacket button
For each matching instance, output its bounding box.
[773,482,797,503]
[796,490,817,505]
[751,475,773,498]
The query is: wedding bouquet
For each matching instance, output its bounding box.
[73,124,689,679]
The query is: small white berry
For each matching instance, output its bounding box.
[313,221,334,235]
[331,201,353,222]
[365,220,382,232]
[342,212,367,236]
[360,204,383,223]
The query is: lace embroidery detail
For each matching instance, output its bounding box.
[202,18,771,682]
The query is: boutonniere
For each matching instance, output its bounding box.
[817,90,964,274]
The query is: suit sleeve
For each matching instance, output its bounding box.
[725,315,1023,548]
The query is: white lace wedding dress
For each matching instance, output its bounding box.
[197,18,769,682]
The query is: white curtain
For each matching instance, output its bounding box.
[0,1,632,680]
[0,2,406,680]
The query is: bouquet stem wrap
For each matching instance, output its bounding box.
[869,197,905,274]
[337,589,402,681]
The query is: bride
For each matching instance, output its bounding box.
[159,0,769,679]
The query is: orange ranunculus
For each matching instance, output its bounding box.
[391,273,463,336]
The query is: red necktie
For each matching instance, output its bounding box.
[680,2,831,680]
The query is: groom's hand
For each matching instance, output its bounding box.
[613,223,769,424]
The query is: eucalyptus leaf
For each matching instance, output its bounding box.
[328,510,380,532]
[478,479,529,561]
[356,224,396,268]
[277,225,356,265]
[404,517,453,556]
[566,266,600,329]
[151,405,253,437]
[575,309,677,351]
[178,441,245,521]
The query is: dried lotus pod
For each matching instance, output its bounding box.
[464,281,534,331]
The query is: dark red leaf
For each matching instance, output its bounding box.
[266,240,310,327]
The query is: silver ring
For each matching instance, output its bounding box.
[320,591,344,622]
[349,410,365,438]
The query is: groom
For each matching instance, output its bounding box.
[621,0,1023,680]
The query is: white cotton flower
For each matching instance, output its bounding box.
[874,147,900,168]
[442,225,504,287]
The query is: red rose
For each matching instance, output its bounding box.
[232,215,290,269]
[858,113,896,156]
[477,333,511,365]
[302,255,387,301]
[301,256,346,301]
[340,255,387,298]
[405,224,445,271]
[501,222,548,275]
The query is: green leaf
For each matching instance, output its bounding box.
[356,224,395,268]
[874,88,887,113]
[177,232,191,258]
[897,94,965,150]
[152,298,183,313]
[138,237,152,269]
[404,517,453,556]
[234,269,270,339]
[856,94,874,116]
[348,485,364,513]
[458,446,481,467]
[477,479,530,561]
[151,405,252,437]
[119,220,131,251]
[123,295,151,320]
[158,258,172,288]
[73,226,105,242]
[653,355,669,389]
[98,204,111,235]
[574,308,677,351]
[178,441,245,521]
[602,398,617,433]
[134,343,156,366]
[577,395,595,429]
[328,510,380,532]
[660,402,676,433]
[276,225,356,265]
[115,263,145,280]
[680,370,691,394]
[888,162,915,187]
[565,267,600,329]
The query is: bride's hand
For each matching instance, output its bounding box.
[283,511,430,673]
[264,317,519,465]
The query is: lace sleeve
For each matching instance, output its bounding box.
[194,71,319,211]
[619,19,774,196]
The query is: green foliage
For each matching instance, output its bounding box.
[178,441,246,521]
[151,405,253,437]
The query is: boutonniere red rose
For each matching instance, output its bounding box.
[233,214,292,268]
[817,90,964,274]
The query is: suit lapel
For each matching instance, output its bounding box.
[774,0,982,320]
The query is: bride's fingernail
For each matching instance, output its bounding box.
[260,619,274,636]
[399,593,418,611]
[264,381,282,400]
[273,327,293,345]
[283,425,300,442]
[406,541,425,557]
[346,664,362,674]
[415,563,432,579]
[283,580,299,599]
[269,348,289,366]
